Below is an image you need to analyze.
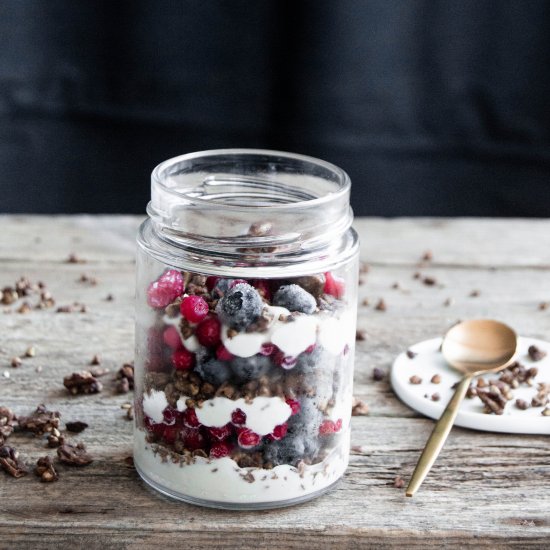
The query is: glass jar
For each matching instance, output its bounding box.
[134,149,359,509]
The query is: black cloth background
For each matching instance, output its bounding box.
[1,0,550,215]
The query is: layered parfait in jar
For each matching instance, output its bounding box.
[134,149,359,508]
[134,267,356,507]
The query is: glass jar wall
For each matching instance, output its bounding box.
[134,150,359,509]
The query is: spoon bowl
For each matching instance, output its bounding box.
[442,319,518,376]
[406,319,518,497]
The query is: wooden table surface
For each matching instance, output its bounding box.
[1,216,550,549]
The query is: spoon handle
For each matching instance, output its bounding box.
[406,374,473,497]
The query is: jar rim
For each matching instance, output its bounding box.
[151,148,351,213]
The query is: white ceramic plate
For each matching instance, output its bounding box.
[391,336,550,434]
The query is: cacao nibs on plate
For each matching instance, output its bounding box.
[409,375,422,385]
[35,456,58,482]
[66,421,89,433]
[431,393,441,402]
[406,350,417,359]
[63,371,103,395]
[0,445,28,478]
[515,399,529,410]
[18,404,60,435]
[528,345,547,362]
[355,329,366,341]
[430,374,441,384]
[477,385,509,415]
[57,442,93,466]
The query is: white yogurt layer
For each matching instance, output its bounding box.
[199,396,291,435]
[143,389,168,424]
[221,305,354,359]
[134,430,349,504]
[173,393,291,436]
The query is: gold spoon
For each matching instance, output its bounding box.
[406,319,518,497]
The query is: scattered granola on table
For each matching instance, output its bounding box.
[0,445,28,478]
[35,456,58,482]
[0,406,16,445]
[63,371,103,395]
[18,404,60,435]
[351,397,369,416]
[57,442,93,466]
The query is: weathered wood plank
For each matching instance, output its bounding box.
[1,216,550,548]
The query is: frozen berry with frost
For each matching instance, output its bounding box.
[147,269,184,308]
[210,441,232,459]
[266,423,288,441]
[215,283,263,331]
[273,284,316,314]
[263,434,306,466]
[237,428,261,449]
[163,326,182,350]
[324,271,345,299]
[182,408,200,428]
[180,426,206,451]
[162,425,179,444]
[171,348,195,370]
[196,316,221,347]
[273,350,297,370]
[231,354,271,382]
[216,344,233,361]
[229,279,247,289]
[207,423,233,441]
[162,406,178,426]
[231,408,246,426]
[180,295,209,323]
[319,418,343,435]
[195,354,232,386]
[285,398,301,415]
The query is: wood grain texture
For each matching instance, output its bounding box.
[1,216,550,549]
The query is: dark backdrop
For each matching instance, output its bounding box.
[2,0,550,216]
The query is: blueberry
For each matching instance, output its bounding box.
[211,278,234,299]
[215,283,263,331]
[231,354,272,383]
[264,434,306,466]
[273,284,316,314]
[289,397,324,440]
[295,346,333,375]
[194,350,232,386]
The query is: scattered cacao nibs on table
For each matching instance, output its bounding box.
[66,253,87,264]
[63,371,103,395]
[0,445,28,478]
[0,406,16,444]
[116,363,134,391]
[538,301,549,310]
[123,456,135,468]
[515,399,529,410]
[406,350,417,359]
[24,346,35,358]
[409,375,422,385]
[18,405,60,435]
[66,421,89,433]
[89,366,110,378]
[359,262,369,274]
[77,274,98,285]
[374,298,386,311]
[528,345,547,362]
[351,397,369,416]
[361,298,369,306]
[57,442,93,466]
[431,374,441,384]
[393,476,405,488]
[422,276,437,286]
[116,377,130,394]
[372,367,385,381]
[35,456,58,482]
[413,272,421,279]
[125,406,134,420]
[421,250,433,262]
[90,354,101,365]
[355,329,366,341]
[10,357,21,368]
[105,293,115,301]
[431,393,441,402]
[469,290,480,297]
[443,298,453,307]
